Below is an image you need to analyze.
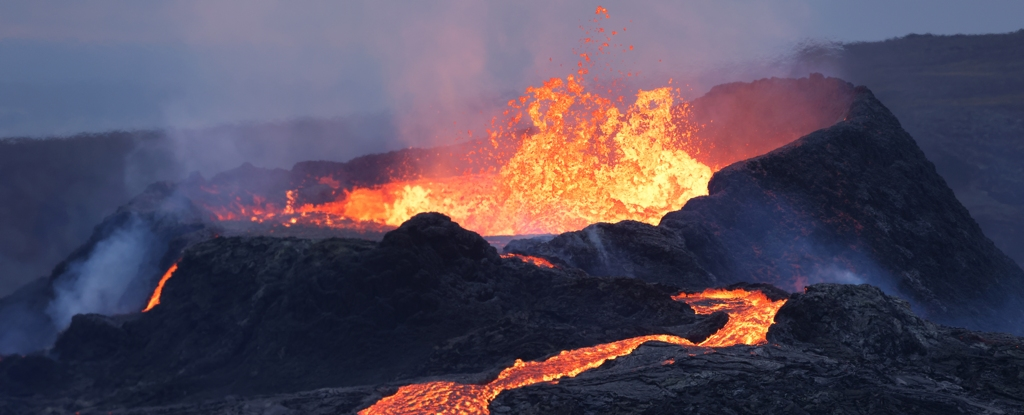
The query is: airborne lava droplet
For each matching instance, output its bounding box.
[359,288,786,415]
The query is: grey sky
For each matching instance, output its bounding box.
[1,0,1021,142]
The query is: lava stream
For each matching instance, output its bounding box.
[500,253,556,268]
[359,288,786,415]
[142,263,179,312]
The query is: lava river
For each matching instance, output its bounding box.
[360,288,786,415]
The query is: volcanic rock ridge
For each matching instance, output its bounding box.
[508,84,1024,334]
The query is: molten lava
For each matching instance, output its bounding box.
[195,8,718,236]
[359,288,786,415]
[142,262,178,312]
[501,253,556,268]
[673,288,786,347]
[201,79,711,236]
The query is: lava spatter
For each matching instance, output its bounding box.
[195,8,714,237]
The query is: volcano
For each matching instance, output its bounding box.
[1,75,1023,414]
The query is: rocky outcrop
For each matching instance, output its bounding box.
[508,80,1024,335]
[504,221,716,289]
[0,182,214,355]
[767,284,939,359]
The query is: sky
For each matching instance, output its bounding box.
[1,0,1022,145]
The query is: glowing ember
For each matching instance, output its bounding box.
[501,253,556,268]
[142,263,178,312]
[359,288,787,415]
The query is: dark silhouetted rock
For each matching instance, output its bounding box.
[510,79,1024,335]
[0,181,216,355]
[505,221,715,289]
[490,284,1024,415]
[2,213,720,412]
[767,284,937,359]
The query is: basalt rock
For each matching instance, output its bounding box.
[505,221,715,289]
[0,181,215,355]
[508,79,1024,335]
[0,213,722,413]
[767,283,939,359]
[490,284,1024,415]
[31,283,1020,415]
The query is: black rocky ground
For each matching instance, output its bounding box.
[491,284,1024,415]
[508,81,1024,335]
[0,213,724,413]
[2,77,1023,414]
[29,284,1021,415]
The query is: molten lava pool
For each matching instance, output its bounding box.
[359,288,786,415]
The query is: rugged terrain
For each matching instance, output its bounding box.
[492,284,1024,415]
[3,31,1022,300]
[829,30,1024,268]
[0,71,1022,414]
[0,213,728,413]
[509,83,1024,334]
[7,283,1019,415]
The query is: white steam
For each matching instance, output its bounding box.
[46,215,157,329]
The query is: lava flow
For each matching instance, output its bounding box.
[359,288,786,415]
[500,253,556,268]
[142,262,179,312]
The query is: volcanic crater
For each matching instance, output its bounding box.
[1,75,1023,414]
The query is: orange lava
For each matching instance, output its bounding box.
[142,263,178,312]
[673,288,787,347]
[198,9,713,236]
[501,253,556,268]
[359,288,787,415]
[204,79,710,236]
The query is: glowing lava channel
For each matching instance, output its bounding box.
[359,288,786,415]
[501,253,556,268]
[142,263,178,312]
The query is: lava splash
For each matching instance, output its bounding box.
[195,8,714,237]
[359,288,786,415]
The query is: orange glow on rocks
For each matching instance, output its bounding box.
[142,263,178,312]
[501,253,556,268]
[359,288,787,415]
